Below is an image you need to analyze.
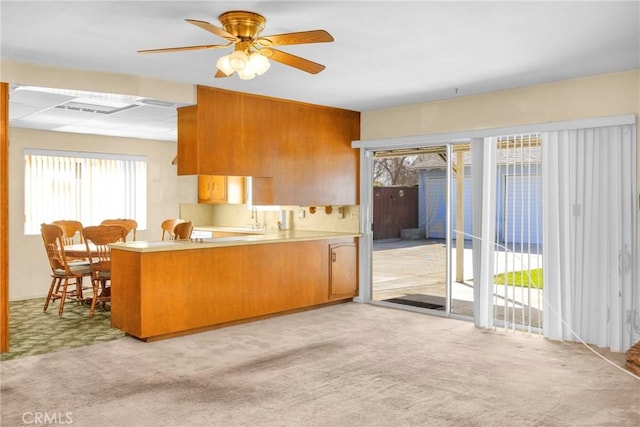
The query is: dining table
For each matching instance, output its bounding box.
[63,243,95,259]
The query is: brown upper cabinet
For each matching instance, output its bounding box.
[177,86,360,206]
[197,175,245,204]
[176,105,198,175]
[197,175,272,205]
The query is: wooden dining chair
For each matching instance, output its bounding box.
[161,218,186,240]
[52,219,87,262]
[82,224,127,318]
[52,220,84,245]
[172,221,193,240]
[41,223,92,316]
[100,218,137,241]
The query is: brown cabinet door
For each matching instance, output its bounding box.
[198,176,246,204]
[270,103,360,206]
[194,86,274,177]
[329,243,358,299]
[177,105,198,175]
[198,175,227,203]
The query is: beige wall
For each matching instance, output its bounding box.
[361,69,639,140]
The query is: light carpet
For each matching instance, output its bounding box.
[1,302,638,427]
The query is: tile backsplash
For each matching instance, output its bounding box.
[179,203,360,233]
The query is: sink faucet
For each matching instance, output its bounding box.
[251,207,260,229]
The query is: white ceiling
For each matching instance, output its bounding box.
[8,85,189,141]
[2,1,639,142]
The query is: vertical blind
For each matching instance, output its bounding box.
[24,149,147,234]
[495,134,543,333]
[472,134,543,332]
[542,125,636,352]
[473,121,637,352]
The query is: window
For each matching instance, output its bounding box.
[24,149,147,234]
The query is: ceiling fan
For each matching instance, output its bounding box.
[138,10,334,80]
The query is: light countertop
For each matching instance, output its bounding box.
[192,225,268,234]
[110,230,361,253]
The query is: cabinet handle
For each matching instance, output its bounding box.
[332,250,336,263]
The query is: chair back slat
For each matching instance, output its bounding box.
[100,219,137,241]
[83,225,128,274]
[52,220,84,245]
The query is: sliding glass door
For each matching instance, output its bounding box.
[357,114,637,352]
[370,143,474,318]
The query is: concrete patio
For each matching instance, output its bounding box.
[372,238,544,327]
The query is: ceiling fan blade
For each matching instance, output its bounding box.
[264,48,326,74]
[138,44,229,54]
[186,19,239,42]
[258,30,334,47]
[214,69,230,78]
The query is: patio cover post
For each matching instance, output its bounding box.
[456,150,464,282]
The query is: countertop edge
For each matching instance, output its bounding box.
[111,230,362,253]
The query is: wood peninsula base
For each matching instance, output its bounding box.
[110,236,357,341]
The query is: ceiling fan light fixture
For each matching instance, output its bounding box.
[228,50,249,71]
[237,68,256,80]
[249,53,270,75]
[216,54,234,76]
[138,10,333,79]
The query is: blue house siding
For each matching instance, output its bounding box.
[418,164,541,246]
[419,168,472,240]
[495,164,542,248]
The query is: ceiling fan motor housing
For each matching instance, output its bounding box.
[218,11,266,40]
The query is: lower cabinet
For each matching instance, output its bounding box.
[111,237,358,340]
[329,242,358,299]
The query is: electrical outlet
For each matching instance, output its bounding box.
[350,212,358,220]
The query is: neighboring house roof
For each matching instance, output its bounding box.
[409,146,541,170]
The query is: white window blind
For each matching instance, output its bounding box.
[542,124,637,352]
[495,133,543,333]
[24,149,147,234]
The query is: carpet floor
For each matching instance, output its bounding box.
[1,302,638,427]
[0,297,125,361]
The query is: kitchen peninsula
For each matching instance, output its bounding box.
[110,84,363,341]
[110,230,358,341]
